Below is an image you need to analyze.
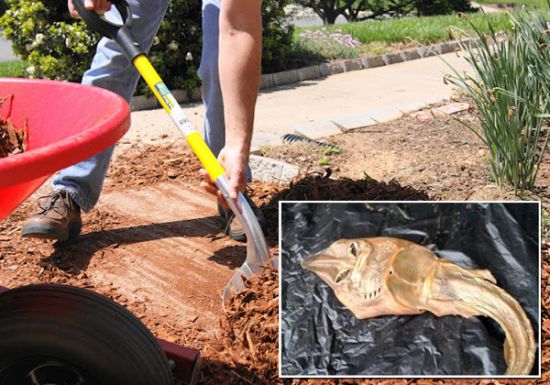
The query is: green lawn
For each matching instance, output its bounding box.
[0,60,26,77]
[476,0,548,8]
[295,12,513,45]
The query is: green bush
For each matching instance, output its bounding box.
[297,0,473,24]
[0,0,293,94]
[297,1,417,24]
[262,0,294,74]
[143,0,203,94]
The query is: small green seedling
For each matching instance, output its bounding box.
[362,171,374,181]
[319,156,331,166]
[323,147,343,156]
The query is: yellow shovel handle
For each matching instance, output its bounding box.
[132,54,225,181]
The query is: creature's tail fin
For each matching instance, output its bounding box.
[425,261,536,375]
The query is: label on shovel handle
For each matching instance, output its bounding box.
[154,83,178,111]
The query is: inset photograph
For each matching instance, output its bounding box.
[280,202,540,377]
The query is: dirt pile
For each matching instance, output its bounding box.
[201,268,279,385]
[249,172,430,242]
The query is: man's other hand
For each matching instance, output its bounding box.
[68,0,111,18]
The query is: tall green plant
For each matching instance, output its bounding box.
[446,9,550,193]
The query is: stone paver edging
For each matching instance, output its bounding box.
[249,154,299,183]
[130,38,474,111]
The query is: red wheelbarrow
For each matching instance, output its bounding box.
[0,78,199,385]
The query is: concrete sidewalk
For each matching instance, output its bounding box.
[125,51,470,151]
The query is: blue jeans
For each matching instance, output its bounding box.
[53,0,225,211]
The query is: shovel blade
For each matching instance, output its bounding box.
[216,176,273,306]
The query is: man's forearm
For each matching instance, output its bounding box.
[218,0,262,154]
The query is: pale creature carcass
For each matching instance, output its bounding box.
[301,237,536,375]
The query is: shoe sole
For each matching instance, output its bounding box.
[21,222,82,242]
[228,229,246,242]
[218,196,266,243]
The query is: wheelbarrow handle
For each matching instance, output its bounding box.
[72,0,143,60]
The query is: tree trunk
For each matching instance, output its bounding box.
[323,10,340,24]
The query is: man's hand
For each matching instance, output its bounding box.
[68,0,111,18]
[200,147,248,207]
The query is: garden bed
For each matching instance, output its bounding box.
[0,100,548,382]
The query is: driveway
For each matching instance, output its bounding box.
[0,35,16,62]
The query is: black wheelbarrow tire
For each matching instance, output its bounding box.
[0,284,174,385]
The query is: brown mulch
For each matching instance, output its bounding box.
[251,171,429,202]
[106,143,431,245]
[106,143,202,191]
[0,96,27,158]
[201,268,279,385]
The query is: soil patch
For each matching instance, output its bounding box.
[259,101,550,204]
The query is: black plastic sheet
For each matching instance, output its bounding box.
[280,202,540,376]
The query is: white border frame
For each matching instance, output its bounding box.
[277,200,542,379]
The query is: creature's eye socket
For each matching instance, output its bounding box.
[335,269,350,284]
[350,242,359,257]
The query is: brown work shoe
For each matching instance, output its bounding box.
[21,190,82,241]
[218,194,265,242]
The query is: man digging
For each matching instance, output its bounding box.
[22,0,264,242]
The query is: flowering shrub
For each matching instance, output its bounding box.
[295,28,361,59]
[0,0,98,81]
[0,0,293,94]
